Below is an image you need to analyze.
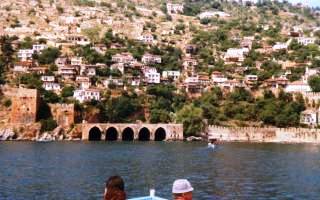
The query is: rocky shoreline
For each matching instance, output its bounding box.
[4,124,320,144]
[0,123,82,142]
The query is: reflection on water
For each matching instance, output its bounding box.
[0,142,320,200]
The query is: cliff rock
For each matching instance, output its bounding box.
[0,129,16,140]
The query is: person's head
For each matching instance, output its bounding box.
[172,179,193,200]
[104,176,126,200]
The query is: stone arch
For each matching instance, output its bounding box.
[138,127,150,141]
[155,127,166,141]
[89,127,102,141]
[106,127,118,141]
[122,127,134,141]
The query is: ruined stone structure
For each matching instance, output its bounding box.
[82,123,184,141]
[49,104,75,128]
[209,125,320,143]
[10,88,39,124]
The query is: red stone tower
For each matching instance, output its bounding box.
[10,88,39,124]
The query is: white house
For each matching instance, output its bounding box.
[92,44,107,54]
[43,82,61,91]
[142,53,161,64]
[131,78,141,86]
[138,33,154,44]
[300,109,319,126]
[13,61,33,73]
[103,77,124,88]
[32,44,47,53]
[285,80,311,93]
[65,35,90,46]
[41,75,55,82]
[162,70,180,81]
[227,0,258,4]
[76,76,91,89]
[58,66,78,79]
[297,37,316,46]
[81,65,96,76]
[183,58,198,72]
[221,79,244,91]
[59,16,79,25]
[41,75,60,91]
[167,3,184,14]
[18,49,34,61]
[183,75,209,94]
[143,67,160,84]
[245,75,258,82]
[73,89,100,103]
[199,11,230,19]
[71,57,83,66]
[55,57,69,68]
[304,67,319,80]
[211,71,227,85]
[224,48,249,63]
[111,63,125,74]
[112,53,136,64]
[272,42,288,51]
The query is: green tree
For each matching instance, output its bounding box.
[176,104,204,137]
[40,118,58,132]
[103,94,143,123]
[19,73,42,89]
[308,75,320,92]
[61,86,75,98]
[38,48,60,64]
[20,37,33,49]
[0,35,14,67]
[150,109,171,123]
[42,90,60,103]
[227,88,254,102]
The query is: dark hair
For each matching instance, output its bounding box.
[105,176,125,191]
[104,176,126,200]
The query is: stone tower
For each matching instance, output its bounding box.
[49,103,75,128]
[10,88,39,124]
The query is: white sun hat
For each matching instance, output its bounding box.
[172,179,194,194]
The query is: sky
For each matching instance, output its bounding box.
[289,0,320,7]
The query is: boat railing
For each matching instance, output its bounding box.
[128,189,168,200]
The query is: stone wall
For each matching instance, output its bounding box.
[301,92,320,102]
[49,103,75,128]
[208,125,320,143]
[10,88,39,124]
[82,123,184,141]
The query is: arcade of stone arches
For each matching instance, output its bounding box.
[88,126,167,141]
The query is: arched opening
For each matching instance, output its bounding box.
[138,127,150,141]
[155,127,166,141]
[122,127,134,141]
[89,127,102,141]
[106,127,118,141]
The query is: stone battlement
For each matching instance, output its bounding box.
[208,125,320,143]
[16,87,38,97]
[49,103,75,128]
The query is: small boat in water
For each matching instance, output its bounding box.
[129,189,167,200]
[208,143,215,149]
[208,137,218,149]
